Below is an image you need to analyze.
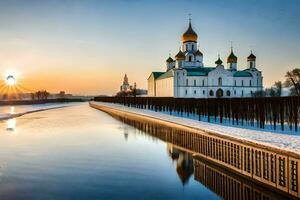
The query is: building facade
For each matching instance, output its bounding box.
[147,20,263,98]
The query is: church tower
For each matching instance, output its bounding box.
[181,18,198,53]
[227,48,237,71]
[247,51,256,69]
[181,17,203,67]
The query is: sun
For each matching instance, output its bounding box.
[5,75,17,86]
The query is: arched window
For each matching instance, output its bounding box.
[194,90,196,94]
[186,44,188,51]
[194,80,196,86]
[209,90,214,96]
[242,80,244,86]
[226,90,231,96]
[234,80,237,86]
[186,79,188,86]
[218,77,222,86]
[189,56,192,62]
[242,90,244,96]
[203,90,205,94]
[185,90,188,95]
[202,80,205,86]
[249,80,252,86]
[192,44,194,51]
[250,62,253,68]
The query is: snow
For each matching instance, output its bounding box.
[91,101,300,155]
[0,103,80,120]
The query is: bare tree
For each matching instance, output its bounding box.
[270,81,282,97]
[284,68,300,96]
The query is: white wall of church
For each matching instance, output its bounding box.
[147,75,156,96]
[155,77,174,97]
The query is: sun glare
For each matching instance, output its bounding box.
[5,75,17,86]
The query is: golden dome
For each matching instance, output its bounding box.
[227,50,237,63]
[182,21,198,43]
[247,52,256,61]
[175,50,185,60]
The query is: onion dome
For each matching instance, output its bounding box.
[194,50,203,56]
[175,50,185,60]
[181,21,198,43]
[166,57,174,63]
[247,52,256,61]
[227,50,237,63]
[215,56,223,65]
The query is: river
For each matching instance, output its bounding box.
[0,103,220,200]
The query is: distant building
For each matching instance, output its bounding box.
[120,74,132,92]
[117,74,147,96]
[148,19,263,98]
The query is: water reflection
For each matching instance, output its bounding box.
[6,118,16,131]
[110,113,295,200]
[10,106,15,114]
[168,144,193,185]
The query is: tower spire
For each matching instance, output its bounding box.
[188,13,191,24]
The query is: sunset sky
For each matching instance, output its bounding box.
[0,0,299,95]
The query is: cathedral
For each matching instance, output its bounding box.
[147,20,263,98]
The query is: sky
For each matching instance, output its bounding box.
[0,0,299,95]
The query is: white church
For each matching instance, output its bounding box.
[147,20,263,98]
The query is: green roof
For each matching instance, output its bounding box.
[185,67,215,76]
[234,71,252,77]
[151,72,164,79]
[157,69,174,80]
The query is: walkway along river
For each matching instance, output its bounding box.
[90,102,300,199]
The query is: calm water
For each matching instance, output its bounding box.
[0,104,219,200]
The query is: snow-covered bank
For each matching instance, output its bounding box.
[0,102,82,121]
[91,101,300,155]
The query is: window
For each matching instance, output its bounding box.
[249,80,252,87]
[242,80,244,86]
[242,90,244,96]
[234,80,237,86]
[250,62,253,68]
[226,90,231,96]
[185,90,188,95]
[209,90,214,96]
[189,56,192,62]
[202,80,205,86]
[194,90,196,94]
[186,44,188,51]
[234,90,236,95]
[203,90,205,94]
[192,44,194,51]
[218,77,222,86]
[186,79,188,86]
[194,80,196,86]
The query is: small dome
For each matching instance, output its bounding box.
[166,57,174,63]
[247,52,256,61]
[175,50,185,60]
[215,56,223,65]
[194,50,203,56]
[227,50,237,63]
[182,21,198,43]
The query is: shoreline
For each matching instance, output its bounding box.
[89,101,300,158]
[0,102,82,121]
[0,98,88,106]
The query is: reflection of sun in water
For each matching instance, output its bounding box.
[5,75,16,86]
[6,118,16,132]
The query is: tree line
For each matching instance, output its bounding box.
[254,68,300,97]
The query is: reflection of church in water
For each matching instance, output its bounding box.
[167,143,194,185]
